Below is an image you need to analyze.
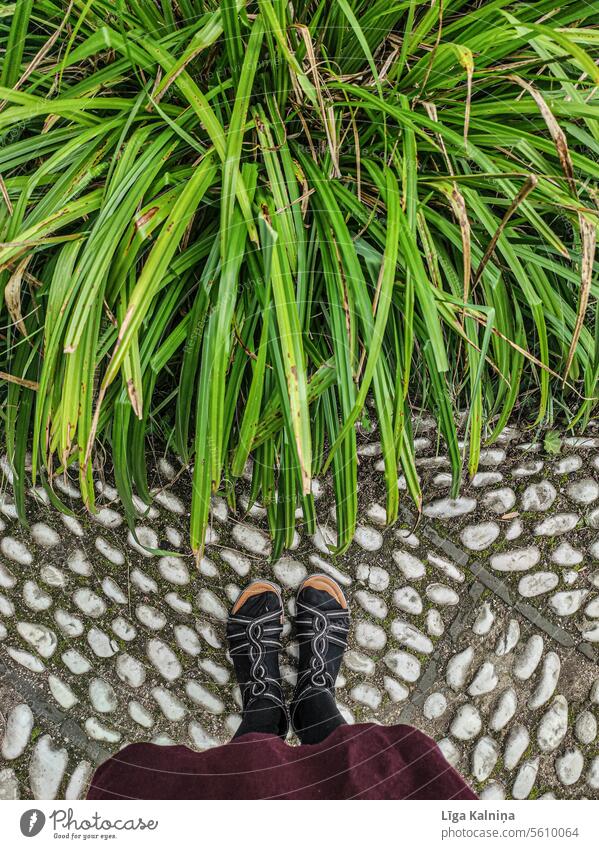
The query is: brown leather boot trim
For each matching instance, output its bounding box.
[300,574,348,608]
[232,580,282,615]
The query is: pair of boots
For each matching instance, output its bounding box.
[226,574,350,745]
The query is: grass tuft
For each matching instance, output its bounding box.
[0,0,597,557]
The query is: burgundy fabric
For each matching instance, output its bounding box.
[87,723,477,800]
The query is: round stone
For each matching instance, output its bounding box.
[0,769,19,800]
[550,589,588,616]
[1,704,33,760]
[73,588,106,618]
[426,583,459,606]
[366,566,389,592]
[354,525,383,551]
[534,513,579,537]
[62,649,91,675]
[585,596,599,617]
[85,718,121,743]
[131,568,158,593]
[551,542,583,566]
[54,610,83,638]
[392,586,422,615]
[65,762,93,800]
[490,688,518,732]
[350,683,382,710]
[587,508,599,530]
[518,572,559,597]
[513,460,544,477]
[471,736,499,782]
[158,556,189,585]
[128,526,159,555]
[460,522,500,551]
[128,701,154,729]
[112,617,137,641]
[391,619,432,653]
[355,620,387,651]
[101,577,127,604]
[136,604,167,630]
[479,448,506,466]
[512,758,539,799]
[482,488,516,514]
[116,654,146,688]
[438,738,461,768]
[232,523,270,556]
[6,647,44,672]
[479,782,505,801]
[495,619,520,655]
[89,678,118,713]
[513,635,544,680]
[344,651,375,675]
[471,472,503,488]
[450,704,482,740]
[468,661,498,696]
[586,756,599,789]
[575,710,597,745]
[185,681,225,715]
[383,650,421,683]
[95,536,124,565]
[87,627,119,658]
[147,639,182,681]
[23,581,52,611]
[423,692,447,720]
[384,677,409,703]
[1,536,32,564]
[555,456,582,474]
[174,625,201,656]
[273,558,306,589]
[355,590,387,619]
[152,687,186,722]
[426,609,444,637]
[220,549,250,577]
[446,647,474,691]
[92,507,122,529]
[505,518,523,541]
[537,696,568,752]
[196,588,227,621]
[423,497,477,519]
[16,622,57,658]
[472,602,494,636]
[521,481,557,512]
[528,652,560,709]
[188,720,219,750]
[154,489,185,515]
[555,748,584,786]
[491,547,540,572]
[40,565,67,588]
[0,562,16,589]
[29,735,68,799]
[567,478,599,505]
[199,659,229,685]
[392,550,426,580]
[504,725,530,771]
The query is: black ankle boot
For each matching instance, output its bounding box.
[290,575,350,744]
[226,580,289,739]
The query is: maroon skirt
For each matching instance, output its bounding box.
[87,723,476,800]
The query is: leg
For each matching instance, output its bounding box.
[226,580,289,741]
[290,575,350,745]
[290,688,346,745]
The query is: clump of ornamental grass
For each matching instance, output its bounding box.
[0,0,597,560]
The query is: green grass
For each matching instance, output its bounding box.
[0,0,598,559]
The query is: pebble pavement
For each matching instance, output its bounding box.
[1,420,599,800]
